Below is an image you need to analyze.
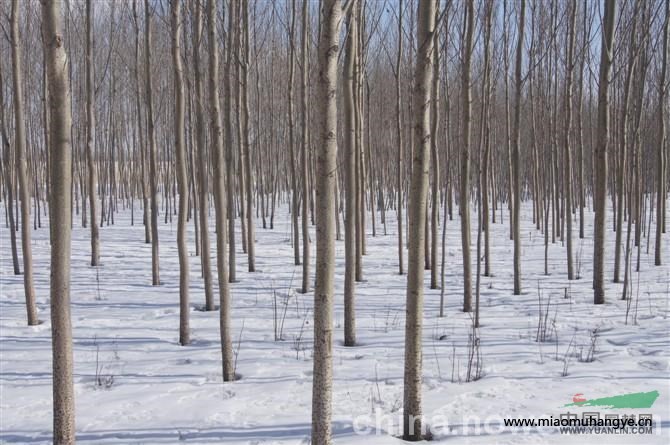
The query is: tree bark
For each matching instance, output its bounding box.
[563,0,576,280]
[193,0,214,310]
[42,0,75,440]
[343,1,358,347]
[429,9,440,290]
[241,0,255,272]
[144,0,160,285]
[593,0,616,304]
[288,0,300,267]
[172,0,189,346]
[0,43,20,276]
[207,0,234,381]
[85,0,100,266]
[395,0,404,276]
[403,0,435,440]
[655,0,668,266]
[300,0,310,293]
[460,0,474,311]
[512,0,525,295]
[311,1,341,442]
[224,0,237,283]
[11,0,38,326]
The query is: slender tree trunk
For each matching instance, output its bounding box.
[300,0,310,293]
[614,4,640,283]
[512,0,525,295]
[593,0,616,304]
[224,1,237,283]
[172,0,189,346]
[577,0,587,239]
[460,0,474,312]
[655,0,669,266]
[193,0,214,310]
[481,0,492,278]
[207,0,234,381]
[85,0,99,266]
[343,1,358,347]
[132,0,150,245]
[144,0,160,285]
[241,0,255,272]
[403,0,435,440]
[310,1,341,442]
[563,0,576,280]
[396,0,404,276]
[429,12,440,290]
[42,0,75,440]
[11,0,38,326]
[288,0,300,266]
[0,50,20,275]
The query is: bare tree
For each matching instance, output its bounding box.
[343,0,358,347]
[429,4,440,290]
[655,0,669,266]
[144,0,160,285]
[460,0,474,311]
[311,1,342,442]
[207,0,234,381]
[11,0,38,326]
[42,0,75,440]
[395,0,404,276]
[512,0,525,294]
[287,0,300,267]
[563,0,576,280]
[0,42,20,275]
[85,0,100,266]
[403,0,435,440]
[132,0,150,245]
[300,0,310,293]
[172,0,189,346]
[241,0,255,272]
[193,0,214,310]
[224,0,237,283]
[593,0,616,304]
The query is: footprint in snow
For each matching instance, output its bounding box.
[638,360,668,371]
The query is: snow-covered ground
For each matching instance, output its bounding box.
[1,201,668,444]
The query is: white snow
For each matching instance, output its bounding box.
[1,201,668,444]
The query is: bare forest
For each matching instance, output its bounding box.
[0,0,668,443]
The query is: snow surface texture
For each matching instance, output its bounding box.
[1,201,668,444]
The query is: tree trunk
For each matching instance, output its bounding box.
[11,0,38,326]
[0,46,20,275]
[224,0,237,283]
[512,0,525,295]
[655,0,668,266]
[132,0,150,245]
[395,0,404,276]
[241,0,255,272]
[311,1,341,442]
[288,0,300,267]
[193,0,214,310]
[207,0,234,381]
[172,0,189,346]
[429,12,440,290]
[300,0,310,293]
[593,0,616,304]
[85,0,100,266]
[42,0,75,440]
[563,0,576,280]
[614,3,640,282]
[403,0,435,440]
[144,0,160,285]
[460,0,474,311]
[343,1,358,347]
